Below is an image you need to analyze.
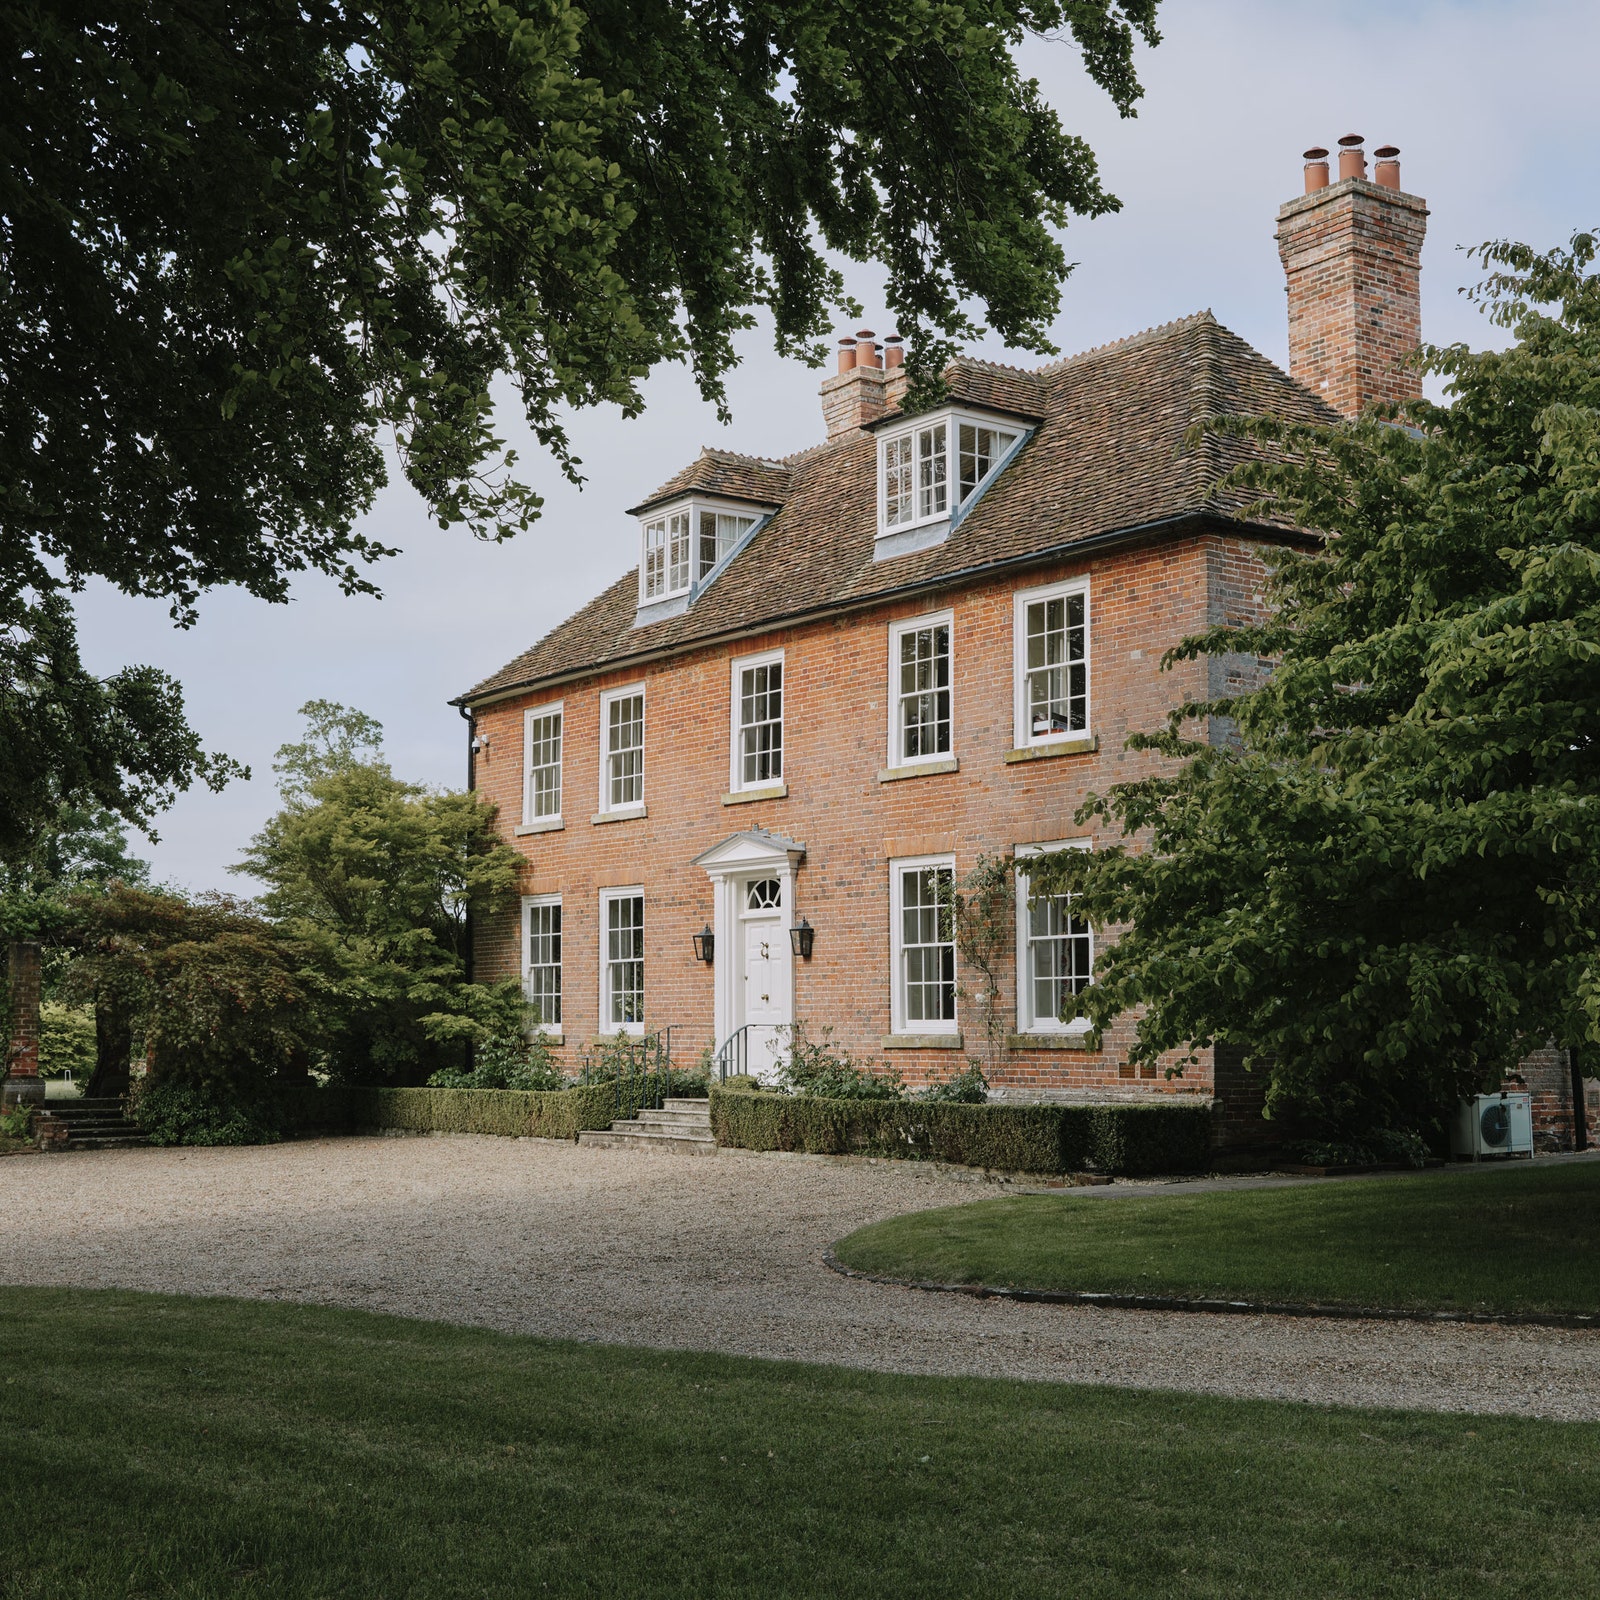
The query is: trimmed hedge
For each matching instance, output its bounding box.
[283,1083,1212,1175]
[710,1088,1212,1176]
[284,1083,629,1140]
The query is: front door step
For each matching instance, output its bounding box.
[577,1097,715,1155]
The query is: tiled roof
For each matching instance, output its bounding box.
[628,449,793,516]
[461,313,1336,704]
[913,357,1048,422]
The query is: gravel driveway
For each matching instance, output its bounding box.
[4,1135,1597,1420]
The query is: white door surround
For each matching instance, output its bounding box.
[692,828,806,1081]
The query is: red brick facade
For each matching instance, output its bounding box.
[460,151,1589,1156]
[469,529,1271,1113]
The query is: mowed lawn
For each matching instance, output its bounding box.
[4,1289,1600,1598]
[833,1160,1600,1318]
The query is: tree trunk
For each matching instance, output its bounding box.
[87,1001,133,1099]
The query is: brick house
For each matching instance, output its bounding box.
[454,140,1586,1148]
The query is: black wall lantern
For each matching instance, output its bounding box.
[789,916,815,960]
[692,924,715,964]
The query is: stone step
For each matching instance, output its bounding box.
[663,1098,711,1111]
[635,1106,711,1126]
[608,1117,713,1138]
[58,1134,149,1149]
[578,1124,716,1153]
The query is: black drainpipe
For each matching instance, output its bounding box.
[458,703,477,982]
[458,703,478,1079]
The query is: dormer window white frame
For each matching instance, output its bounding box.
[875,409,1029,551]
[635,495,771,621]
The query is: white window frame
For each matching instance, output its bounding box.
[521,893,563,1035]
[886,610,955,769]
[877,410,1022,537]
[641,507,692,601]
[1014,841,1093,1033]
[521,700,563,825]
[637,497,761,606]
[599,886,645,1036]
[889,854,959,1037]
[598,683,646,814]
[729,648,785,793]
[1012,577,1091,749]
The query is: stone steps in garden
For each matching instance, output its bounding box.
[38,1097,149,1150]
[578,1097,715,1155]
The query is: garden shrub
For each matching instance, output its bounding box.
[776,1022,904,1100]
[918,1062,990,1104]
[710,1089,1212,1176]
[427,1028,565,1092]
[282,1083,625,1140]
[38,1003,95,1081]
[132,1080,287,1146]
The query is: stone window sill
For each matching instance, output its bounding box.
[878,757,959,784]
[722,783,788,806]
[514,817,564,837]
[1004,735,1098,765]
[1007,1030,1094,1051]
[591,805,648,825]
[882,1032,964,1050]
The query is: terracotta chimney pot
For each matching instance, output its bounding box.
[883,334,904,369]
[1278,134,1427,418]
[837,338,857,373]
[1303,147,1330,193]
[1373,145,1401,189]
[854,329,881,370]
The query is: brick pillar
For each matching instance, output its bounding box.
[1276,146,1428,418]
[4,940,47,1111]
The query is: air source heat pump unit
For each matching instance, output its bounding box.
[1450,1092,1534,1159]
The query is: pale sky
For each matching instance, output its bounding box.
[76,0,1600,891]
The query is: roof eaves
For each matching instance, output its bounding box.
[452,509,1309,709]
[626,484,787,518]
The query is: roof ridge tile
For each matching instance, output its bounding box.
[1034,309,1218,377]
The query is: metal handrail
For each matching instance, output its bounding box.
[576,1027,678,1118]
[711,1025,750,1083]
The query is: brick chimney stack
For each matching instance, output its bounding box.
[1276,135,1428,418]
[820,329,890,438]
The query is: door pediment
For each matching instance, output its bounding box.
[692,827,806,879]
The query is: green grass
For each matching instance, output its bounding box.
[833,1161,1600,1318]
[3,1289,1599,1597]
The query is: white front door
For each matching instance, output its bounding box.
[739,877,791,1081]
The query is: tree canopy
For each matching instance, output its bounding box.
[1,0,1159,862]
[1034,233,1600,1140]
[4,0,1159,603]
[237,702,524,1081]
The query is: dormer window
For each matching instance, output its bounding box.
[640,500,760,604]
[877,412,1022,545]
[642,508,691,599]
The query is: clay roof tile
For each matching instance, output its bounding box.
[461,314,1335,703]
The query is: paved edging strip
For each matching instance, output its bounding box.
[821,1249,1600,1332]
